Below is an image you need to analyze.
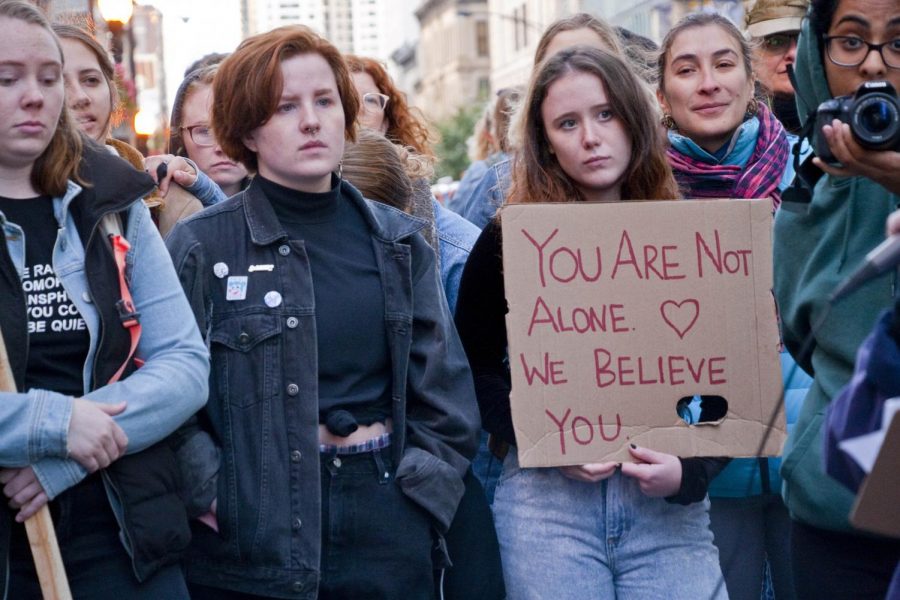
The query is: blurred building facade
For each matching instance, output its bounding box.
[243,0,388,56]
[486,0,742,92]
[414,0,491,122]
[410,0,742,123]
[131,4,168,150]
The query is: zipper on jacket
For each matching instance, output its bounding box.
[101,470,141,580]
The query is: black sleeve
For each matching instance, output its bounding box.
[666,457,731,505]
[454,221,517,446]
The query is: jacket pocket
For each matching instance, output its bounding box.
[396,446,465,534]
[210,313,281,408]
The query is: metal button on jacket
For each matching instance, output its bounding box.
[292,517,302,530]
[278,244,291,256]
[238,332,250,344]
[286,383,299,396]
[290,450,302,462]
[286,316,299,329]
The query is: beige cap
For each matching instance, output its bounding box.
[744,0,809,38]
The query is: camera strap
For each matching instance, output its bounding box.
[781,65,824,209]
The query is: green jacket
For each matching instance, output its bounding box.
[773,17,899,532]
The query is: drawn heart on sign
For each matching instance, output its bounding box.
[660,299,700,339]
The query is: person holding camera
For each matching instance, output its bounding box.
[773,1,900,598]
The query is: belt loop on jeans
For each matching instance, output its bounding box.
[372,447,391,485]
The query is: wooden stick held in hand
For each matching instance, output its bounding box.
[0,327,72,600]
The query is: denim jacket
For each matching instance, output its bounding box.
[0,182,208,496]
[433,199,479,315]
[458,155,512,230]
[165,179,479,598]
[0,146,209,585]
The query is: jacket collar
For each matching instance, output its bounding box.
[242,176,427,245]
[72,139,157,226]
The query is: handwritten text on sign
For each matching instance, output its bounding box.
[501,201,783,467]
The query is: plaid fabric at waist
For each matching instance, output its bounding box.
[319,432,392,455]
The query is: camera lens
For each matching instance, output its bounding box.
[860,101,892,134]
[852,94,900,149]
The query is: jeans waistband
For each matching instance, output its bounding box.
[319,432,391,455]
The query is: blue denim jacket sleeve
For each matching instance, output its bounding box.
[0,389,73,466]
[183,162,228,207]
[433,199,479,315]
[460,159,511,230]
[32,201,210,499]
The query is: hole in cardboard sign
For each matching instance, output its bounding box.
[676,395,728,425]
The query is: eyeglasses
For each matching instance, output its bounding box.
[824,36,900,69]
[361,92,389,114]
[183,124,216,147]
[761,33,799,55]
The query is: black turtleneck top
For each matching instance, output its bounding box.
[257,175,391,426]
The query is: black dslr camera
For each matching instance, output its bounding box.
[813,81,900,165]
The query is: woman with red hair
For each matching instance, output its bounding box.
[166,25,478,599]
[345,55,436,158]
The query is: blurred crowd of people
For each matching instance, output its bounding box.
[0,0,898,598]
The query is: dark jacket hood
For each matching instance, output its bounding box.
[795,10,833,128]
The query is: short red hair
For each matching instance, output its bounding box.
[213,26,359,172]
[345,55,435,158]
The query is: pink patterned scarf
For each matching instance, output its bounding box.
[666,102,789,210]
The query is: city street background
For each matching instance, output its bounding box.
[37,0,747,175]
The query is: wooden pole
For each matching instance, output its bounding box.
[0,327,72,600]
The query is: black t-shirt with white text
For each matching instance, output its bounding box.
[0,196,89,397]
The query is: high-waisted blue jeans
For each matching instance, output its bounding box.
[492,452,727,600]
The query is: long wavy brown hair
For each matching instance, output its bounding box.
[345,55,436,158]
[508,46,679,205]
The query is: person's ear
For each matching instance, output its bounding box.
[656,87,671,117]
[242,132,258,153]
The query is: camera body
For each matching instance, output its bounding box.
[813,81,900,165]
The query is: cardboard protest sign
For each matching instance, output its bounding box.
[501,199,785,467]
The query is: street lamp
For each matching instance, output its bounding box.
[133,109,155,154]
[98,0,134,63]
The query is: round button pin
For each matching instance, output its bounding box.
[213,262,229,278]
[264,291,282,308]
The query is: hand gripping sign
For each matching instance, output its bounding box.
[501,199,785,467]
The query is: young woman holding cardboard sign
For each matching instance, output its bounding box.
[455,46,727,600]
[0,1,208,596]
